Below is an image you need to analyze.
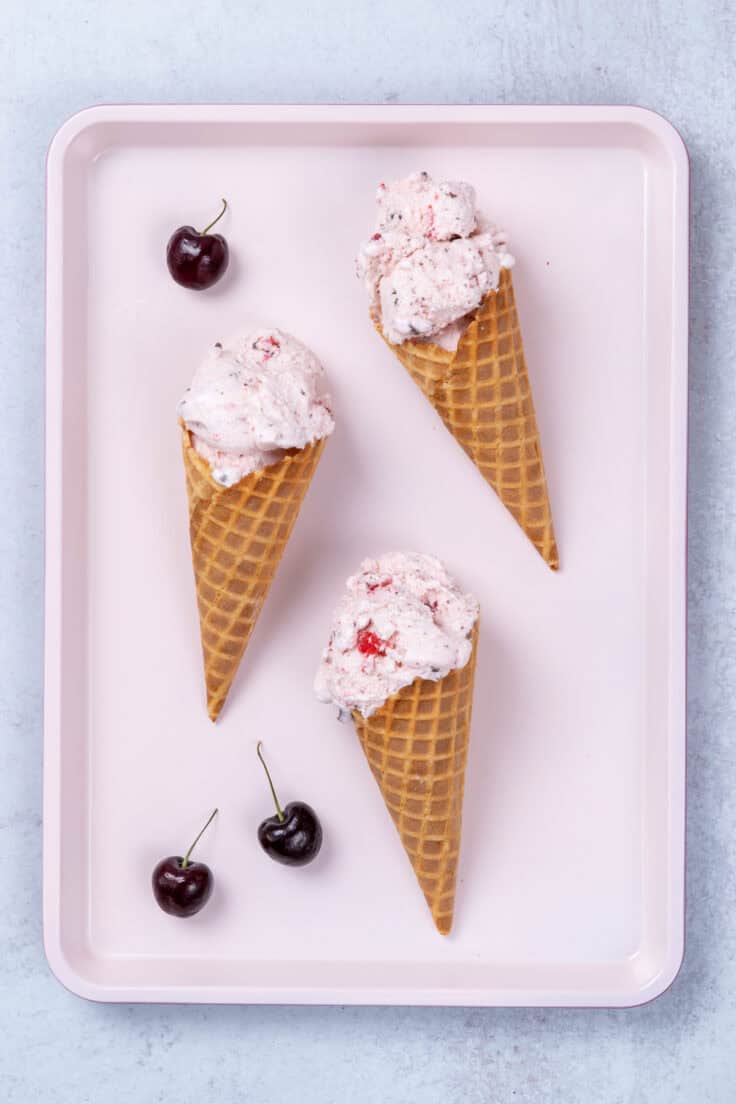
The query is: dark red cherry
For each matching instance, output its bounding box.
[166,199,229,290]
[256,743,323,867]
[152,808,218,917]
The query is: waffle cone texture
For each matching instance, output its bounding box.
[181,427,327,721]
[352,620,479,935]
[376,269,558,569]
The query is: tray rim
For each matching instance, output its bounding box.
[43,102,688,1007]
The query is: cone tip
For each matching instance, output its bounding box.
[540,543,559,571]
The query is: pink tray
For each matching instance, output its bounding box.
[44,105,688,1006]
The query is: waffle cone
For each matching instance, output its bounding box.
[376,269,558,569]
[181,427,327,721]
[352,621,479,935]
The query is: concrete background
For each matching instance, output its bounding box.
[2,1,734,1100]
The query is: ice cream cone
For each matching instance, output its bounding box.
[352,620,479,935]
[181,426,327,721]
[376,269,558,569]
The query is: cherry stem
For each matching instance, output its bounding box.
[200,198,228,236]
[181,808,218,869]
[257,742,285,823]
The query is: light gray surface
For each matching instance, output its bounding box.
[1,0,734,1100]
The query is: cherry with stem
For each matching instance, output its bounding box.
[166,199,230,290]
[152,808,219,917]
[256,743,323,867]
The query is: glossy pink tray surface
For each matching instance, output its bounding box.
[44,105,688,1005]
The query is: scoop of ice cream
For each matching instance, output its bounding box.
[374,172,478,241]
[357,170,514,347]
[357,171,478,303]
[178,329,335,487]
[314,552,479,718]
[379,233,509,345]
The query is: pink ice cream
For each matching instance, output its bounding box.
[314,552,479,718]
[178,329,335,487]
[357,170,514,348]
